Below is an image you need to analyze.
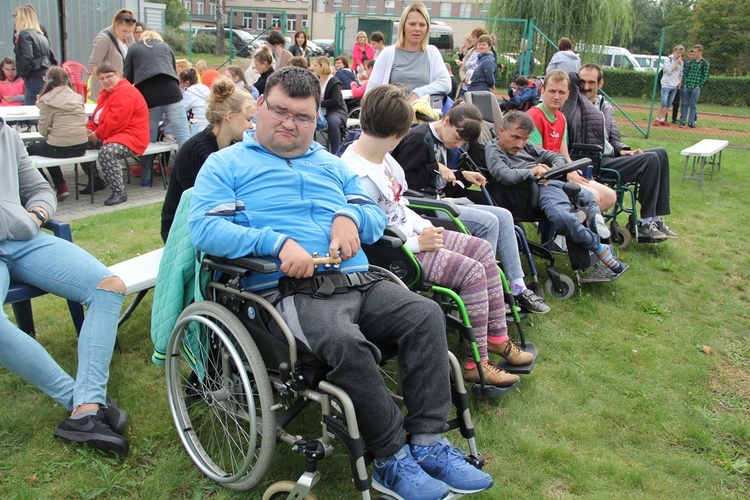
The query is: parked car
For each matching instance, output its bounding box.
[192,27,255,57]
[313,39,335,57]
[576,44,648,72]
[633,54,669,72]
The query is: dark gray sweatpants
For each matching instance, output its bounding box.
[276,279,450,458]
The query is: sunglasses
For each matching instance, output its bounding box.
[121,17,137,24]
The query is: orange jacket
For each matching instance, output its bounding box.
[86,78,149,154]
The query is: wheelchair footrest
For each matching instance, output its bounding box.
[496,342,537,375]
[578,262,630,284]
[470,379,520,398]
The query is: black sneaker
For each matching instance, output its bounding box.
[80,178,107,194]
[103,397,127,435]
[513,288,550,314]
[688,123,696,128]
[637,221,667,242]
[54,410,129,455]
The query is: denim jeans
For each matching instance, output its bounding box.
[143,102,191,181]
[680,87,701,125]
[660,87,678,108]
[23,75,45,105]
[451,204,525,282]
[0,232,124,411]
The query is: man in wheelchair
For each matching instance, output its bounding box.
[188,67,493,499]
[484,111,625,275]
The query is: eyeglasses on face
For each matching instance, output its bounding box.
[98,72,118,82]
[264,98,316,128]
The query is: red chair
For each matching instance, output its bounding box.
[62,61,91,101]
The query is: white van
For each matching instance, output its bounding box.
[391,21,454,53]
[633,54,669,72]
[577,44,648,72]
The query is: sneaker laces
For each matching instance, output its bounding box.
[480,361,509,379]
[377,454,424,488]
[419,440,470,471]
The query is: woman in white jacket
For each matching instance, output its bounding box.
[367,2,450,102]
[178,68,210,136]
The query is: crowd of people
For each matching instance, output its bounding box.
[2,2,698,498]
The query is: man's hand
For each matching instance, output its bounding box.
[437,163,457,185]
[532,164,551,185]
[462,170,486,187]
[418,226,444,252]
[329,216,360,261]
[279,239,314,278]
[620,149,643,156]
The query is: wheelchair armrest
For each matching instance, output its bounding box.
[370,226,408,248]
[203,255,278,277]
[42,219,73,242]
[539,158,592,181]
[406,197,461,217]
[403,189,427,198]
[570,143,604,154]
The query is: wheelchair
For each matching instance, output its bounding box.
[165,245,487,497]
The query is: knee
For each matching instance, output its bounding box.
[601,188,617,210]
[97,276,126,294]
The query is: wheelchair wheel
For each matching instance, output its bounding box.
[263,481,317,500]
[166,301,276,491]
[544,274,575,299]
[611,222,632,250]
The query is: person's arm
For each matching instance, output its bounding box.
[697,60,710,88]
[16,33,34,79]
[122,49,134,83]
[352,46,363,72]
[365,46,393,94]
[532,142,567,169]
[16,133,57,219]
[601,100,629,154]
[411,46,451,98]
[350,80,367,99]
[481,58,496,89]
[391,132,436,192]
[332,162,387,246]
[321,78,343,110]
[484,142,537,185]
[88,31,110,72]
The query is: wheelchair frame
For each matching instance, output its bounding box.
[165,253,485,497]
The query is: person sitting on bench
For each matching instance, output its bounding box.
[188,67,494,500]
[0,118,129,455]
[484,110,625,274]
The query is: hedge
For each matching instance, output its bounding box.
[592,69,750,108]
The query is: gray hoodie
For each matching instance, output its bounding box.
[545,50,581,74]
[0,120,57,241]
[484,141,567,186]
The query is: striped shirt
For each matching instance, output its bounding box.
[682,58,710,89]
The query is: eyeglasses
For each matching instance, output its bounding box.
[2,67,17,72]
[264,98,316,128]
[97,73,118,82]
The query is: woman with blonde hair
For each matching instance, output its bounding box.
[88,8,137,102]
[351,30,374,73]
[160,77,256,241]
[27,66,89,200]
[367,2,450,101]
[312,56,347,152]
[123,29,190,185]
[251,46,275,96]
[13,5,55,104]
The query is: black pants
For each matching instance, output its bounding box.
[27,141,87,188]
[600,147,671,219]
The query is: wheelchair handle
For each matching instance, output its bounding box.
[312,256,342,265]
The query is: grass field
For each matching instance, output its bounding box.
[1,140,749,498]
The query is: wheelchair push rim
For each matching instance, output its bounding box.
[165,301,276,490]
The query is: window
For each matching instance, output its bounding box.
[287,18,296,31]
[197,2,204,15]
[439,3,452,17]
[301,15,308,28]
[272,15,281,28]
[459,3,472,17]
[209,2,216,16]
[384,0,395,14]
[183,1,191,12]
[333,0,342,11]
[479,2,489,17]
[366,0,376,14]
[242,12,253,29]
[316,0,326,12]
[422,2,432,11]
[349,0,359,12]
[257,15,267,30]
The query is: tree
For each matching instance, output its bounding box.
[692,0,750,75]
[214,0,225,57]
[622,0,664,54]
[489,0,635,66]
[152,0,188,29]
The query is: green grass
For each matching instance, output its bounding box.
[2,142,750,497]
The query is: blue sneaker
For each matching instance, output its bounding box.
[372,444,450,500]
[412,439,494,494]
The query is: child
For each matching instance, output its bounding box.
[466,35,497,92]
[500,76,538,112]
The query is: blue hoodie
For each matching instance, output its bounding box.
[188,130,387,291]
[467,52,498,92]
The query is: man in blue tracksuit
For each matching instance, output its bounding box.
[188,67,493,500]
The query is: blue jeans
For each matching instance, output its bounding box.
[680,87,701,125]
[538,180,600,252]
[451,204,525,282]
[660,87,678,108]
[0,232,124,411]
[24,75,45,105]
[143,102,191,181]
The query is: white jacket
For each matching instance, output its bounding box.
[660,54,684,89]
[366,44,450,98]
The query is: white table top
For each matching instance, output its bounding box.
[341,89,353,100]
[680,139,729,157]
[0,103,97,122]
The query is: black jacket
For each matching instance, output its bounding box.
[14,29,54,80]
[321,76,347,118]
[561,71,605,150]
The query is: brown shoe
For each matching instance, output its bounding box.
[463,362,519,387]
[488,339,534,366]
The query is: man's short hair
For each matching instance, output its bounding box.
[543,69,569,87]
[446,102,483,143]
[501,110,534,133]
[359,85,413,139]
[265,66,321,108]
[267,30,286,47]
[580,63,603,82]
[673,44,685,52]
[370,31,384,43]
[471,27,488,39]
[693,44,704,52]
[558,37,573,51]
[477,35,492,46]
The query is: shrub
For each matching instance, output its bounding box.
[191,34,216,54]
[161,27,188,54]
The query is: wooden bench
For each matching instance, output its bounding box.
[124,142,178,189]
[108,247,164,327]
[681,139,729,188]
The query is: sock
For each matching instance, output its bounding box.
[596,244,623,273]
[487,334,507,345]
[465,361,477,370]
[511,280,525,296]
[411,433,443,448]
[69,410,98,420]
